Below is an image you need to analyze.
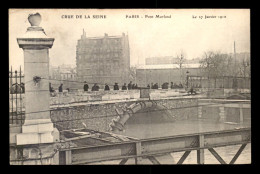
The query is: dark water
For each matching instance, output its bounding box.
[92,111,251,164]
[121,111,250,164]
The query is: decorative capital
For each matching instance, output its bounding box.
[17,13,54,49]
[28,13,41,27]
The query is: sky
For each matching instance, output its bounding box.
[9,9,250,71]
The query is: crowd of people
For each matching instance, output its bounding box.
[83,81,139,92]
[49,81,203,93]
[146,82,184,90]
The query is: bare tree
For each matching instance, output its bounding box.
[176,50,186,84]
[200,51,228,89]
[238,57,250,88]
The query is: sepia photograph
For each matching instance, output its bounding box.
[9,9,251,165]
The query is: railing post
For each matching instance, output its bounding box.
[15,70,18,124]
[10,67,14,124]
[65,150,72,165]
[135,141,142,164]
[197,134,205,164]
[20,66,22,124]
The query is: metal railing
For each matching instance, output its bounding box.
[9,66,25,124]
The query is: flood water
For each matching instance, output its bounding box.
[93,110,251,164]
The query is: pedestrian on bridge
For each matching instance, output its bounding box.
[104,83,110,91]
[83,81,89,91]
[58,84,63,92]
[91,83,99,91]
[114,83,119,90]
[49,83,54,92]
[170,82,174,89]
[128,81,132,90]
[122,83,127,90]
[153,83,159,89]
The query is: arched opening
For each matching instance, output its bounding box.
[110,101,175,138]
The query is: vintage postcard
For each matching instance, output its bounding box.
[9,9,250,165]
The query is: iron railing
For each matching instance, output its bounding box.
[9,66,25,124]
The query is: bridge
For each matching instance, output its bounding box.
[59,127,251,164]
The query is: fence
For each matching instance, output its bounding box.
[9,67,25,124]
[187,75,251,90]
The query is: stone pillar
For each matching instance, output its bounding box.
[16,13,59,146]
[219,105,225,122]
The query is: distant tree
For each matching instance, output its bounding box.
[176,50,186,84]
[238,57,250,78]
[199,51,228,88]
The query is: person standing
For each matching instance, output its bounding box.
[154,83,159,89]
[104,83,110,91]
[91,83,96,91]
[170,82,174,89]
[151,82,154,89]
[49,83,54,92]
[114,83,119,90]
[92,83,99,91]
[122,83,127,90]
[132,83,135,89]
[128,81,132,90]
[58,84,63,92]
[83,81,89,91]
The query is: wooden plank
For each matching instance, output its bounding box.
[208,148,226,164]
[177,151,191,164]
[229,144,247,164]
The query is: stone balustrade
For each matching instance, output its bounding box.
[9,88,250,109]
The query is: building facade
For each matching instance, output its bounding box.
[49,64,77,89]
[76,31,130,86]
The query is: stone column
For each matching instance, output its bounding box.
[16,13,59,146]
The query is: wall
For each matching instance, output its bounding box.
[50,97,198,132]
[199,99,251,124]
